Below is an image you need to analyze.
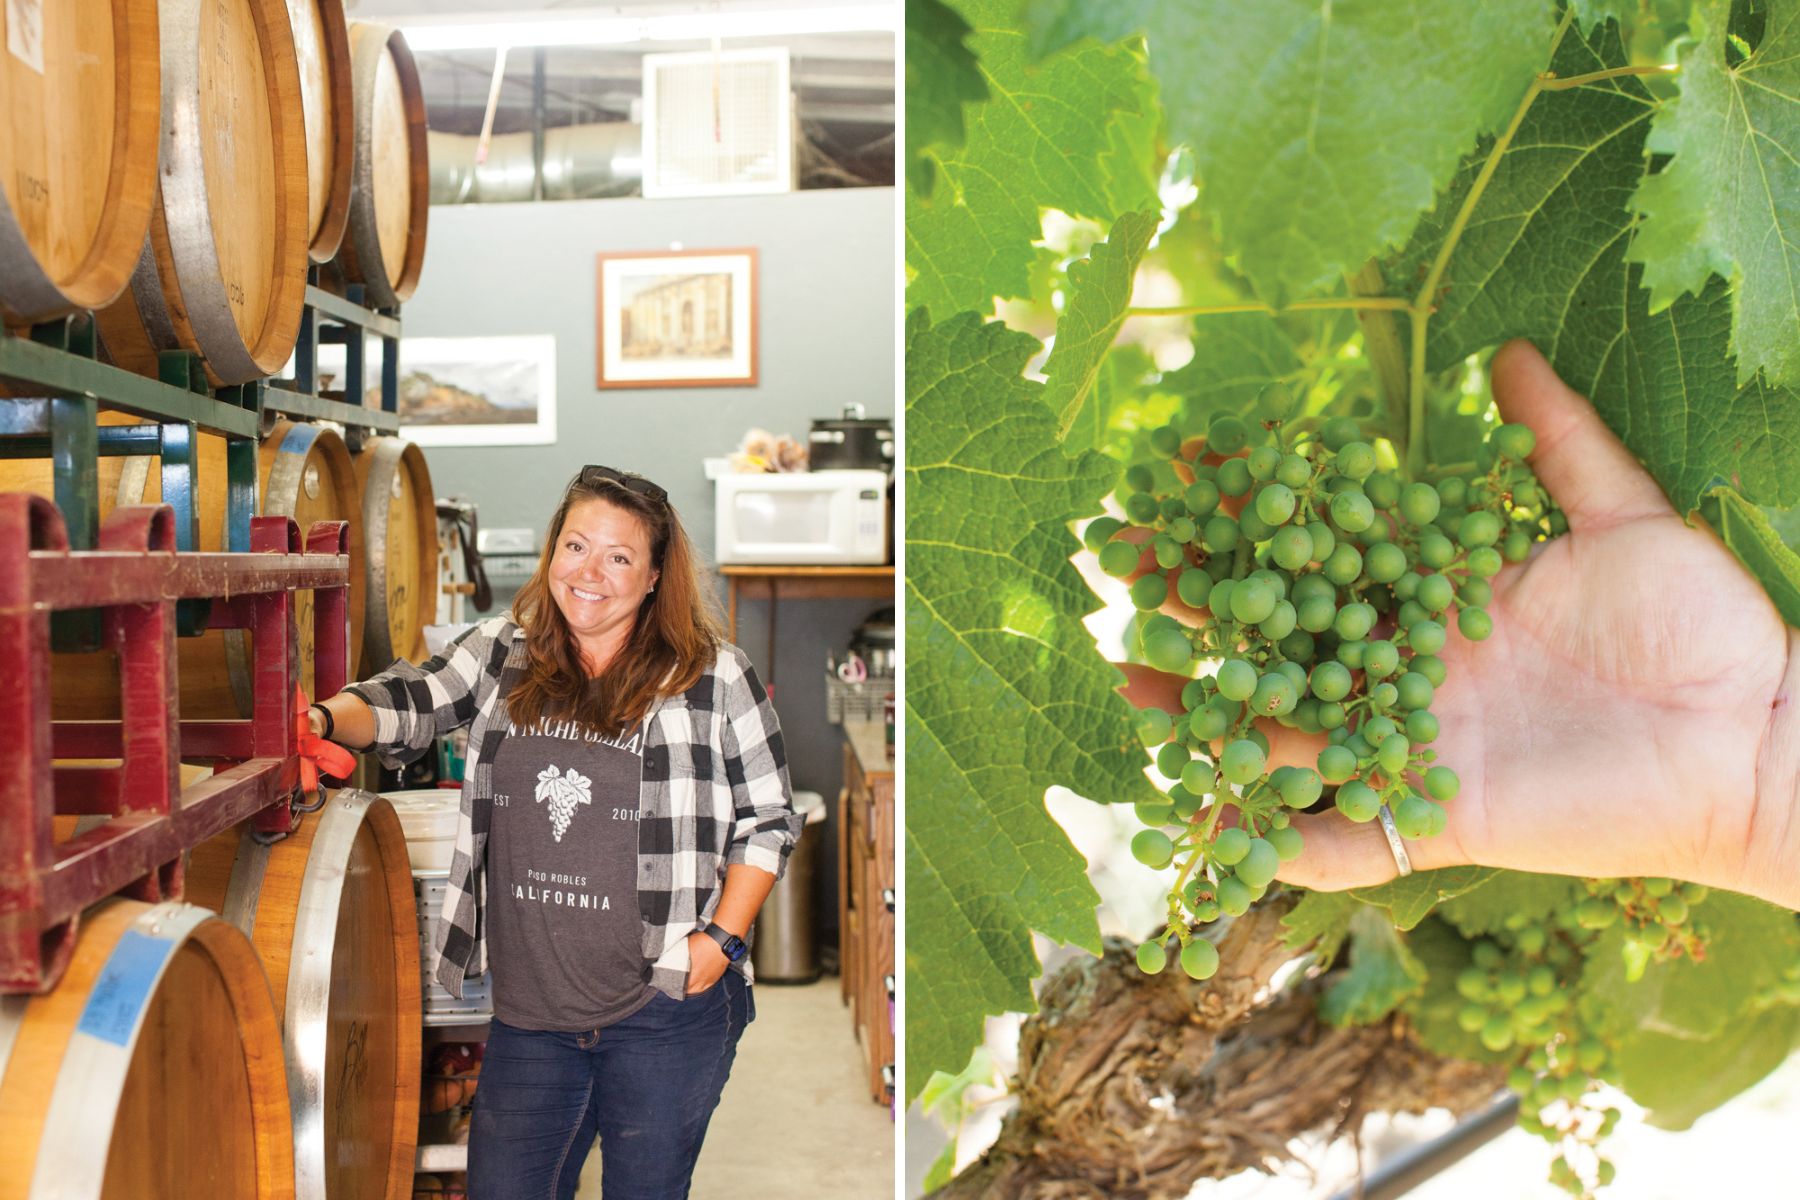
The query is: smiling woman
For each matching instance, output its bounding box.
[308,464,801,1200]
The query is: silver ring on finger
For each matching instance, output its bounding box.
[1377,804,1413,877]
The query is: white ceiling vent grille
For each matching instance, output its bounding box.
[642,48,794,198]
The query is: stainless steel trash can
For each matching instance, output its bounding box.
[752,789,825,982]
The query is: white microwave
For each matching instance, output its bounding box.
[714,470,889,565]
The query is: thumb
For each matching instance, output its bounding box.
[1489,339,1672,531]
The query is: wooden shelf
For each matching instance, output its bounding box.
[719,565,894,685]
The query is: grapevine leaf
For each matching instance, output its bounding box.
[1714,485,1800,628]
[1351,866,1503,931]
[1388,18,1800,512]
[1579,890,1800,1041]
[904,0,1161,319]
[1280,889,1357,964]
[1436,871,1585,938]
[1401,917,1496,1062]
[905,309,1162,1098]
[1023,0,1557,304]
[1065,344,1167,460]
[1157,313,1306,420]
[1613,1004,1800,1131]
[1043,211,1162,445]
[906,0,989,195]
[1628,0,1800,387]
[1317,905,1428,1026]
[1569,0,1638,29]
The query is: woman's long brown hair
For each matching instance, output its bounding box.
[506,474,723,736]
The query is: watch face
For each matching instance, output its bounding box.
[725,936,747,962]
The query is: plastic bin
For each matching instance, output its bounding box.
[751,790,826,982]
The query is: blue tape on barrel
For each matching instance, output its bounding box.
[75,930,175,1047]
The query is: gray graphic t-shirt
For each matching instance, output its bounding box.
[486,716,652,1030]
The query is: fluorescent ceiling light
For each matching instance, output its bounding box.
[398,6,896,52]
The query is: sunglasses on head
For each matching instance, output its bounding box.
[577,464,668,507]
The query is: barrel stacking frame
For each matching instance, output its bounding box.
[280,273,404,453]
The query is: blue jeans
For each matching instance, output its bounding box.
[467,971,754,1200]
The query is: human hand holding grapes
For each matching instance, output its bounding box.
[1118,340,1800,911]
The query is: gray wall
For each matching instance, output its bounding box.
[402,188,896,941]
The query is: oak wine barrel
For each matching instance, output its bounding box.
[0,899,295,1199]
[353,437,438,675]
[185,791,422,1200]
[95,0,311,386]
[0,0,161,324]
[335,24,428,307]
[289,0,355,263]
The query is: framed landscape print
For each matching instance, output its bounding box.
[595,248,759,388]
[313,335,559,447]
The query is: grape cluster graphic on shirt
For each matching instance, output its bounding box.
[535,764,592,842]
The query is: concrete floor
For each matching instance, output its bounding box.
[573,977,894,1198]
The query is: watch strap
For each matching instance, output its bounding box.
[703,922,747,962]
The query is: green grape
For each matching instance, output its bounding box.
[1317,701,1347,730]
[1320,417,1361,451]
[1343,733,1374,758]
[1466,546,1502,578]
[1216,876,1252,916]
[1493,422,1536,461]
[1371,681,1399,708]
[1277,454,1311,488]
[1125,491,1159,524]
[1365,541,1407,583]
[1230,578,1278,624]
[1399,482,1442,525]
[1220,739,1266,785]
[1165,517,1196,545]
[1396,672,1434,710]
[1479,1015,1515,1053]
[1279,629,1317,663]
[1336,441,1377,480]
[1643,876,1674,896]
[1335,781,1381,822]
[1155,741,1190,779]
[1160,496,1187,523]
[1143,627,1194,673]
[1235,839,1281,888]
[1134,800,1175,826]
[1258,600,1298,641]
[1208,577,1237,617]
[1257,384,1295,422]
[1265,824,1305,861]
[1418,532,1456,569]
[1658,895,1690,925]
[1180,938,1221,980]
[1309,661,1352,702]
[1247,446,1282,481]
[1274,660,1308,691]
[1455,968,1488,1001]
[1459,607,1493,641]
[1217,659,1258,701]
[1247,567,1288,598]
[1135,707,1173,746]
[1460,577,1493,608]
[1185,479,1221,516]
[1190,899,1221,923]
[1576,897,1618,929]
[1290,572,1332,604]
[1503,529,1532,562]
[1131,829,1175,868]
[1417,573,1455,613]
[1526,965,1556,997]
[1361,716,1396,746]
[1296,595,1336,633]
[1129,574,1168,610]
[1362,640,1400,679]
[1238,506,1275,543]
[1083,516,1125,552]
[1180,759,1214,795]
[1212,826,1252,865]
[1404,709,1439,743]
[1176,568,1213,608]
[1308,522,1337,562]
[1172,789,1205,821]
[1365,472,1401,509]
[1201,514,1240,554]
[1151,535,1183,570]
[1322,543,1363,584]
[1318,745,1357,782]
[1271,525,1313,570]
[1216,456,1252,497]
[1330,490,1375,532]
[1149,424,1183,459]
[1411,653,1447,687]
[1393,572,1422,602]
[1251,673,1297,717]
[1376,734,1411,776]
[1393,792,1435,838]
[1359,517,1392,545]
[1334,603,1375,641]
[1099,540,1142,577]
[1137,940,1169,974]
[1424,766,1460,801]
[1290,699,1323,734]
[1124,464,1155,493]
[1681,882,1709,903]
[1336,640,1367,669]
[1181,680,1208,713]
[1208,415,1250,456]
[1458,510,1502,548]
[1279,768,1323,809]
[1437,477,1468,508]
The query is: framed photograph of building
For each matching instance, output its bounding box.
[311,334,558,447]
[595,248,758,388]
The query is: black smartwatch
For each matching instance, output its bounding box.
[703,923,747,963]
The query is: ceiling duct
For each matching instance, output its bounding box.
[429,124,644,204]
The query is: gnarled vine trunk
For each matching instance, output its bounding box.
[932,900,1504,1200]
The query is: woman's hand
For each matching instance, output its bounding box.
[685,931,729,994]
[1119,340,1800,907]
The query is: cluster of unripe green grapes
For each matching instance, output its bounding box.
[1574,876,1711,962]
[1463,918,1622,1197]
[1752,956,1800,1011]
[1082,385,1559,981]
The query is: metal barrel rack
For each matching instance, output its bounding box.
[0,284,401,995]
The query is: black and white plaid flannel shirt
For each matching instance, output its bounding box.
[345,615,801,1000]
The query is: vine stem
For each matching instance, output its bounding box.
[1128,297,1416,318]
[1405,8,1576,479]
